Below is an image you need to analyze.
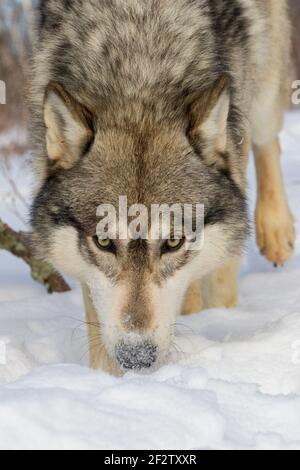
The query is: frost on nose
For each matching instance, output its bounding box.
[115,340,157,370]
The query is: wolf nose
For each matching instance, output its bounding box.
[115,340,157,370]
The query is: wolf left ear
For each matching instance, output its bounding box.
[44,82,94,170]
[187,77,230,165]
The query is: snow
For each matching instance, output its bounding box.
[0,114,300,450]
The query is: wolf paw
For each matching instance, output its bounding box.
[256,202,296,266]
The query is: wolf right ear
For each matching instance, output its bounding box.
[43,82,94,170]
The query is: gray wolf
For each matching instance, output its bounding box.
[30,0,295,374]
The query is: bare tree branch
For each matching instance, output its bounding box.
[0,218,71,293]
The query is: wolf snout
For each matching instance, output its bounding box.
[115,340,158,370]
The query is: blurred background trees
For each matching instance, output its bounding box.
[0,0,300,132]
[0,0,33,130]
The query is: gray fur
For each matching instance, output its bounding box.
[28,1,291,371]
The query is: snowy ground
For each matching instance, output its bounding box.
[0,114,300,450]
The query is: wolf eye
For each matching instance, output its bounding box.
[161,238,185,254]
[93,236,116,253]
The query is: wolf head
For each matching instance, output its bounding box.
[31,78,248,370]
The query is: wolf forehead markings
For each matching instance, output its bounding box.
[29,0,294,374]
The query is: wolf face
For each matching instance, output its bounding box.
[31,79,248,370]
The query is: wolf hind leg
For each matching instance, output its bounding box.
[201,257,241,309]
[81,284,121,375]
[181,279,202,316]
[253,138,295,266]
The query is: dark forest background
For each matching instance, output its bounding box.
[0,0,300,133]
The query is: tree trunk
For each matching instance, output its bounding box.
[0,218,71,294]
